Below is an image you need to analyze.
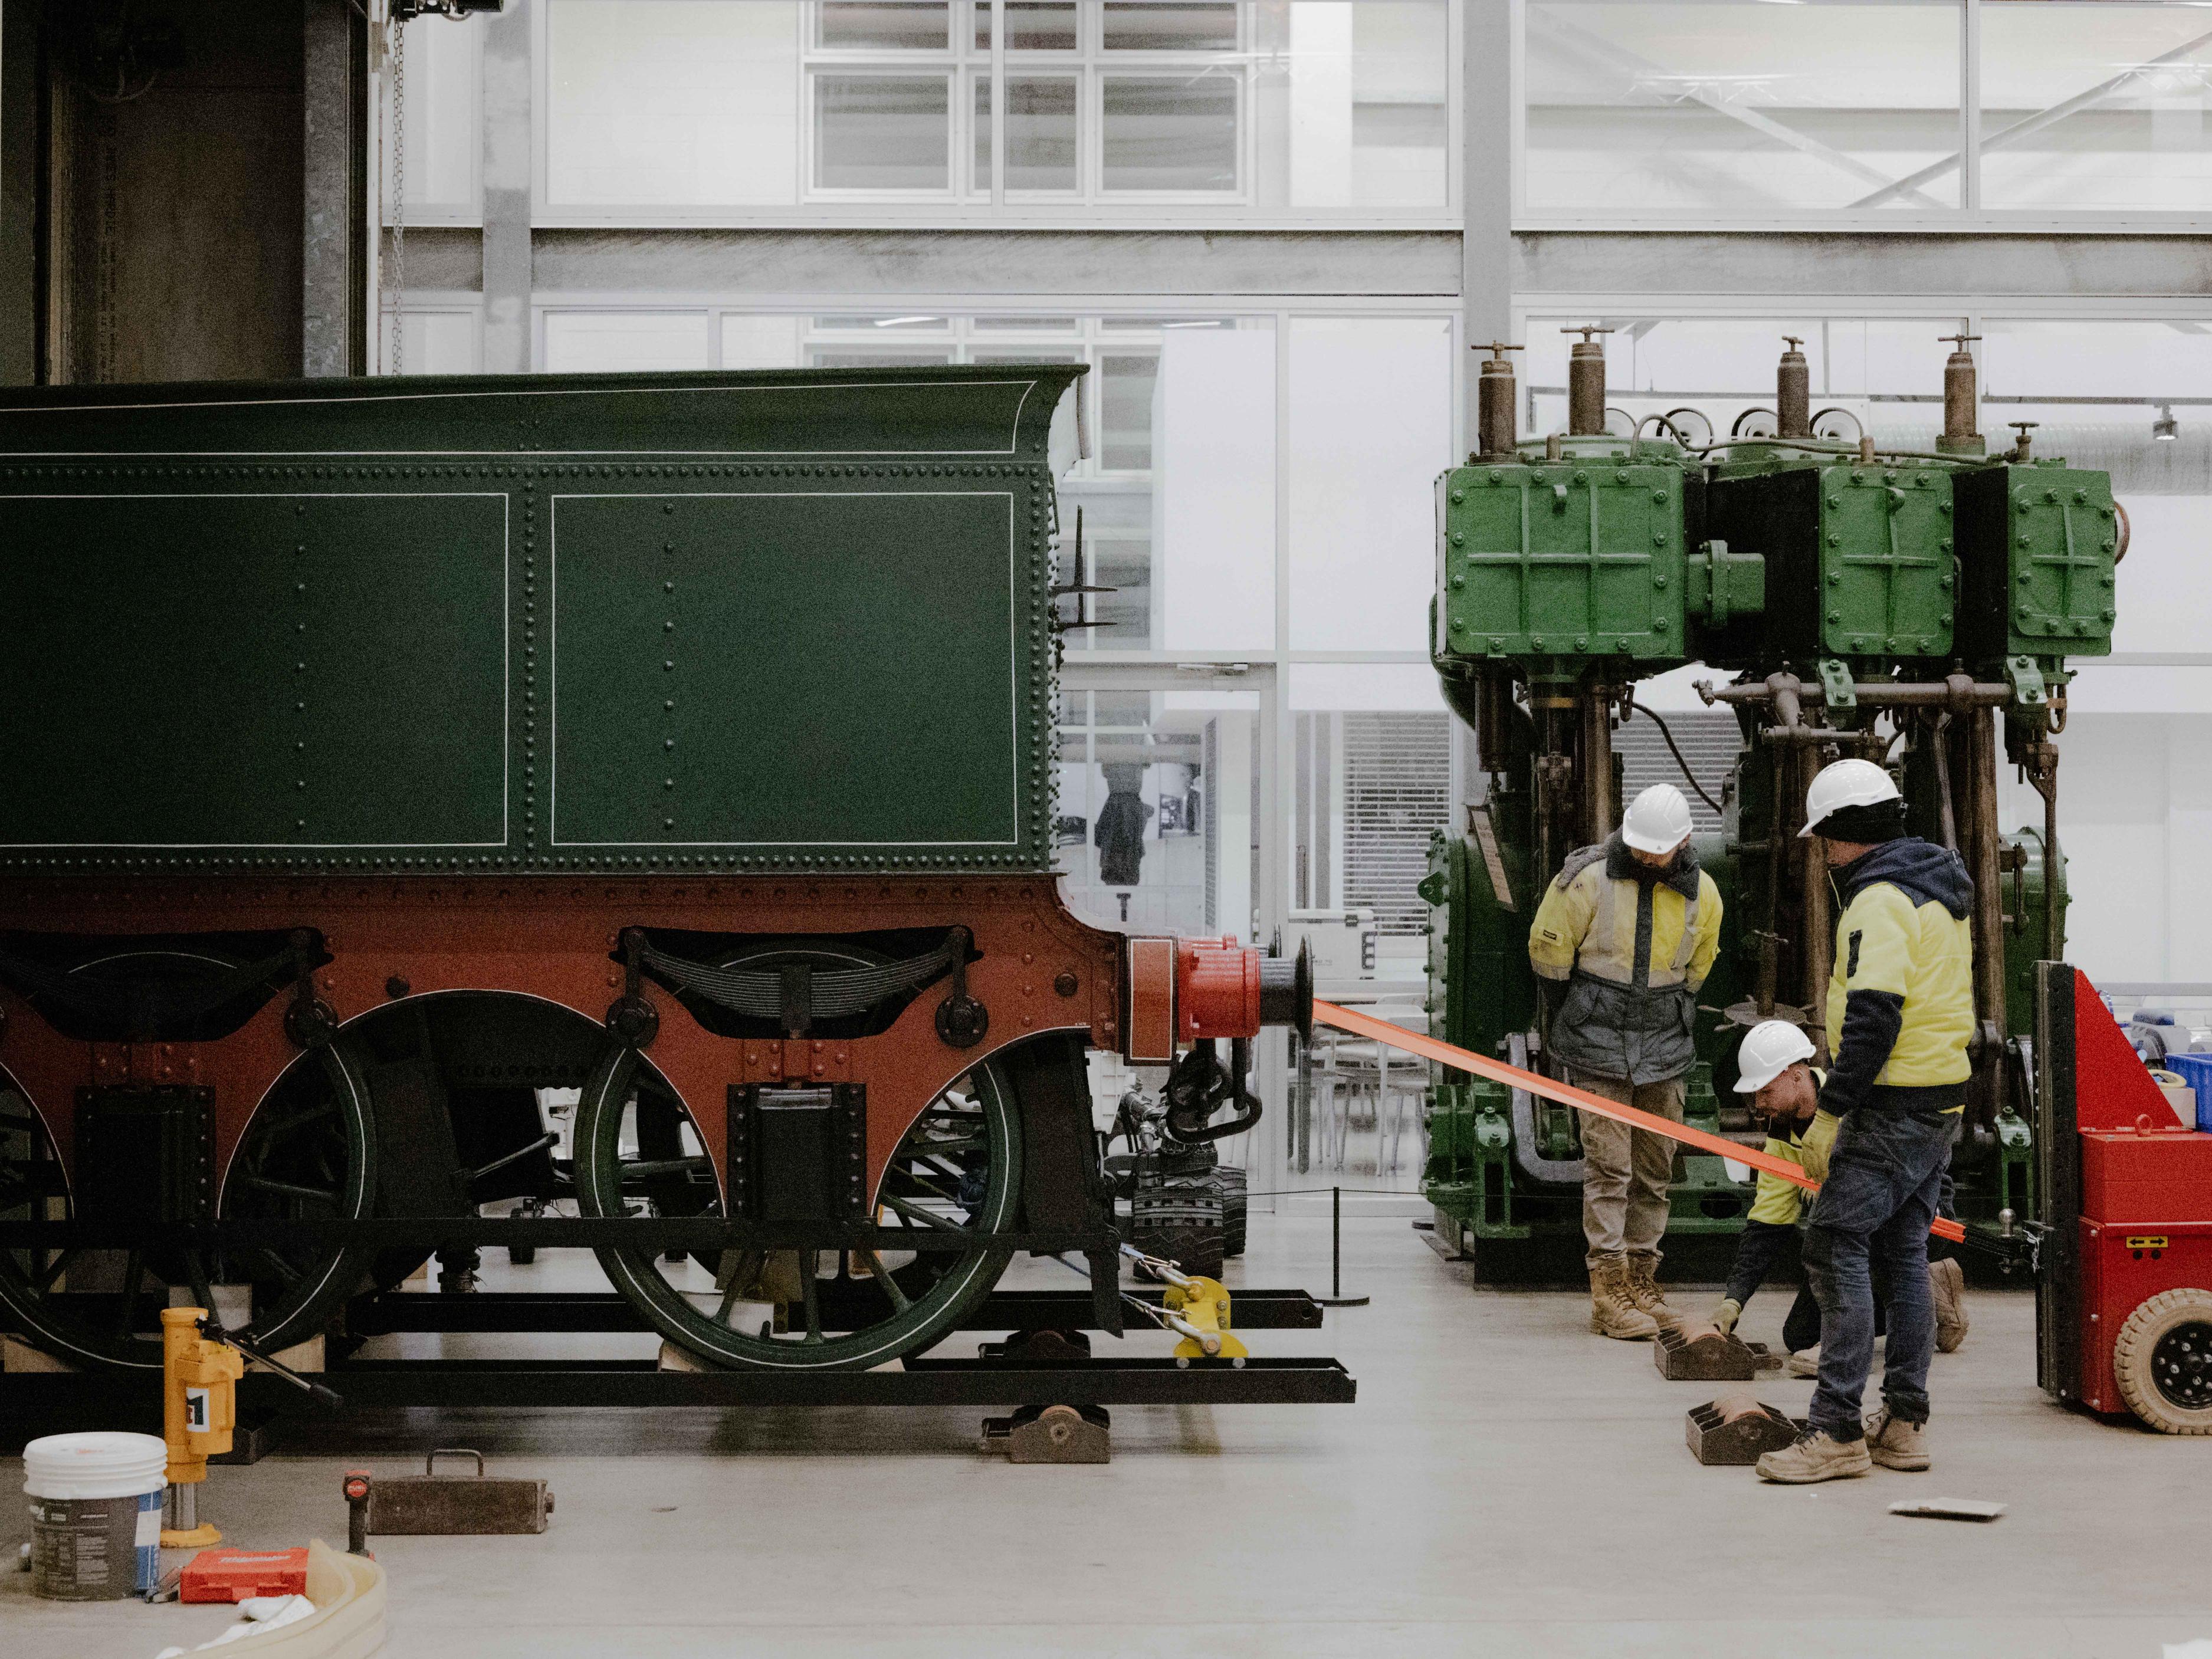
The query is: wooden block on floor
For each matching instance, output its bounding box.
[247,1335,324,1375]
[2,1334,75,1373]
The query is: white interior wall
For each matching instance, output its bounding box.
[543,0,800,207]
[1154,329,1276,651]
[1285,315,1455,651]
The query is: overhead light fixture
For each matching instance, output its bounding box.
[2154,403,2180,441]
[874,316,940,329]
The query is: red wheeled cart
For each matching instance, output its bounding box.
[2035,964,2212,1433]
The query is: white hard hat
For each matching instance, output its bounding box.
[1799,758,1901,839]
[1734,1020,1817,1094]
[1620,783,1693,855]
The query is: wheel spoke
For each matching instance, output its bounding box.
[860,1250,911,1312]
[879,1192,965,1234]
[799,1250,822,1344]
[713,1272,751,1328]
[254,1102,337,1144]
[621,1155,711,1181]
[35,1247,78,1295]
[239,1174,340,1207]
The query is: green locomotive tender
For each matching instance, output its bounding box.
[0,366,1304,1374]
[1425,334,2113,1267]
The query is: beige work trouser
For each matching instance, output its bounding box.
[1570,1070,1686,1272]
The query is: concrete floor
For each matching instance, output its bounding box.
[7,1216,2212,1658]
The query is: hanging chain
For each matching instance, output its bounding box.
[386,15,407,375]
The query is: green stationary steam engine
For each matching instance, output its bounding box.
[1422,333,2120,1271]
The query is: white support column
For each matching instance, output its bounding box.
[989,0,1006,208]
[480,0,533,374]
[1962,0,1983,211]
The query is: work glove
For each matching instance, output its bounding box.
[1710,1297,1742,1337]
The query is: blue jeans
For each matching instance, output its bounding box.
[1802,1106,1961,1440]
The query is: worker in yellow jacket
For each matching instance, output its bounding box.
[1755,760,1974,1486]
[1708,1020,1965,1372]
[1528,784,1723,1340]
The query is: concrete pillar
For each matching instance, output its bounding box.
[480,0,532,374]
[303,0,360,378]
[0,0,40,384]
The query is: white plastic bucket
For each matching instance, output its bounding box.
[22,1431,168,1600]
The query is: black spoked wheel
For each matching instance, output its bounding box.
[0,1046,376,1373]
[2152,1323,2212,1412]
[575,1050,1022,1371]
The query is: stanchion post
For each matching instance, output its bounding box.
[1316,1182,1370,1308]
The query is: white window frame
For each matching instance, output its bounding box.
[530,1,1462,229]
[1512,0,2212,235]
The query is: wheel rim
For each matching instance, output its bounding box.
[2150,1320,2212,1412]
[0,1044,375,1372]
[575,1050,1021,1371]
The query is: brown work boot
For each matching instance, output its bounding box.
[1929,1256,1968,1353]
[1623,1254,1681,1328]
[1755,1428,1872,1484]
[1864,1408,1930,1471]
[1589,1258,1660,1341]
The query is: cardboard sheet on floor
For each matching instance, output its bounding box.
[1889,1497,2006,1522]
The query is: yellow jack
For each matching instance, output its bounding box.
[160,1306,244,1549]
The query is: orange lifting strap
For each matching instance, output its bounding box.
[1313,1000,1967,1245]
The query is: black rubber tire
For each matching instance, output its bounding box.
[1217,1167,1248,1259]
[1129,1178,1225,1280]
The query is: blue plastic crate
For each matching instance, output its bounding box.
[2162,1051,2212,1132]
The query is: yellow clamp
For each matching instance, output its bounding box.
[161,1307,245,1547]
[1163,1275,1247,1362]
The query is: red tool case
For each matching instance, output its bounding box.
[2037,967,2212,1433]
[180,1545,310,1604]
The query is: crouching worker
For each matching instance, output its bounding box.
[1755,760,1974,1486]
[1529,784,1723,1340]
[1708,1021,1966,1377]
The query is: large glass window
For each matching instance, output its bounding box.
[537,0,1449,220]
[384,10,484,223]
[1522,0,1964,216]
[1101,71,1240,191]
[1519,0,2212,224]
[1979,2,2212,213]
[815,73,954,189]
[1055,682,1258,938]
[973,74,1081,192]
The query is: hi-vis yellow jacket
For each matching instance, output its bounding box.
[1529,833,1723,1085]
[1747,1098,1840,1227]
[1723,1069,1833,1307]
[1821,836,1975,1116]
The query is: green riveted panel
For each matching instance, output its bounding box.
[551,490,1021,850]
[0,492,506,850]
[1705,462,1953,662]
[1952,463,2118,663]
[0,364,1080,875]
[1435,462,1686,662]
